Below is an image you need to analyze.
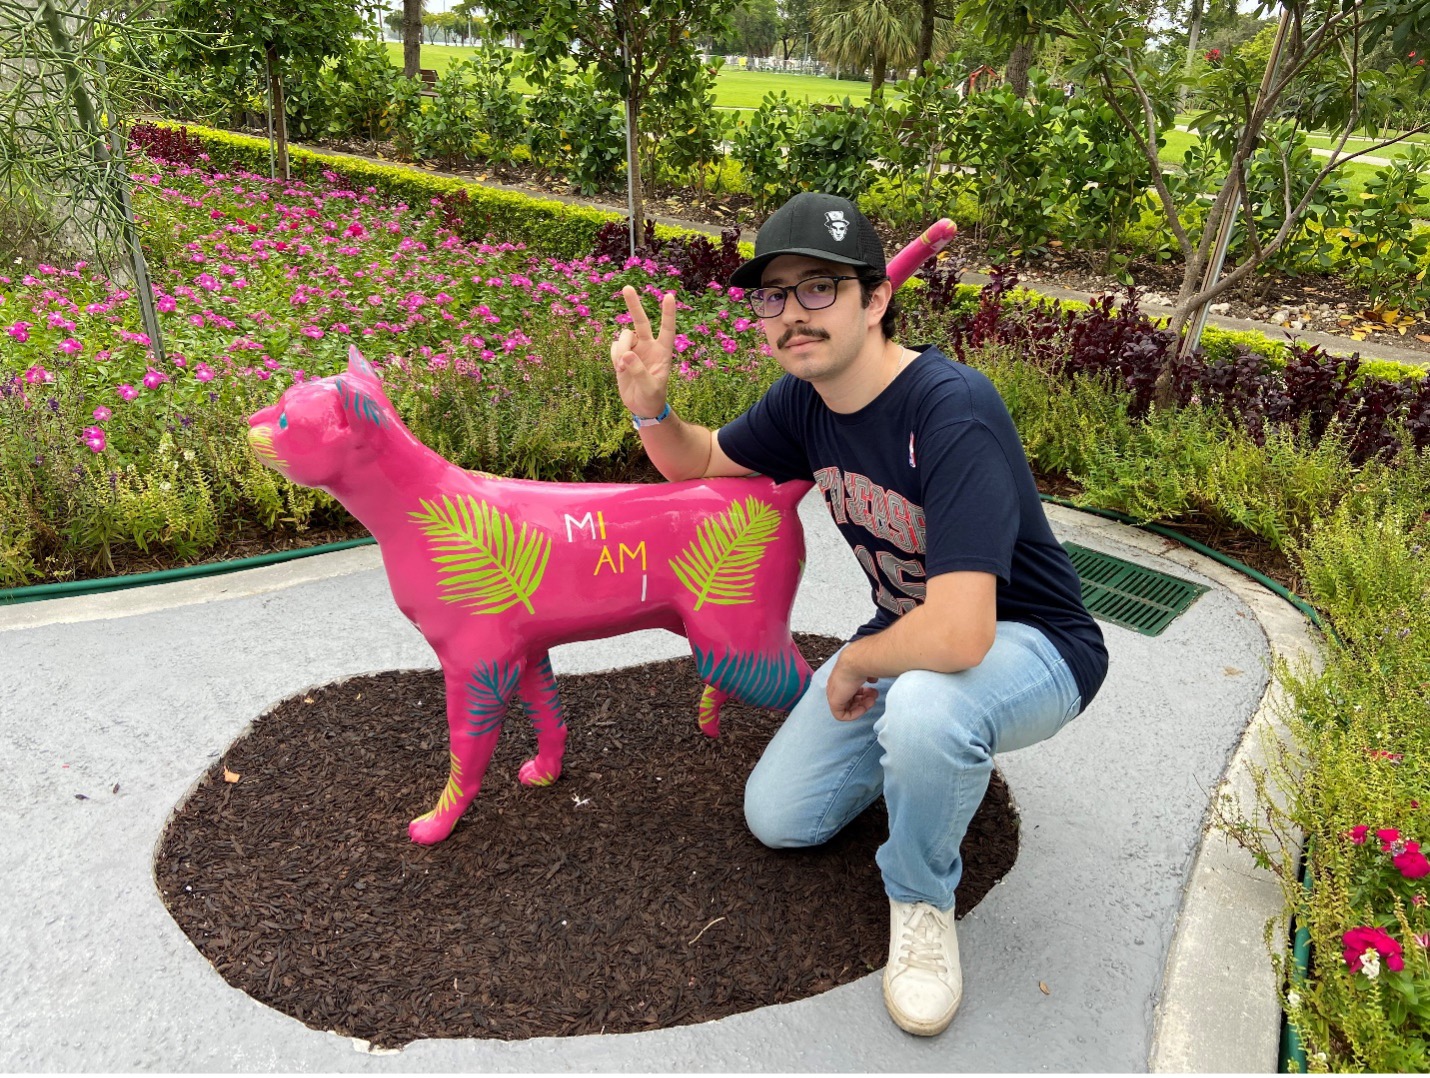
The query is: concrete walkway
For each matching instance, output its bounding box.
[0,492,1316,1071]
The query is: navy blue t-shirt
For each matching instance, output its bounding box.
[717,345,1108,708]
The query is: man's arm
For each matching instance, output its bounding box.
[825,571,998,722]
[610,285,753,481]
[637,419,754,481]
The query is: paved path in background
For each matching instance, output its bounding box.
[0,494,1316,1071]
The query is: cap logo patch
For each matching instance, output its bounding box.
[824,210,849,242]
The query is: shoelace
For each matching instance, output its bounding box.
[896,907,949,974]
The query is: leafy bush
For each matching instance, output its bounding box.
[944,72,1070,255]
[1334,145,1430,315]
[786,99,878,202]
[524,72,625,195]
[868,62,965,229]
[466,45,526,166]
[1236,121,1348,277]
[729,92,806,213]
[321,37,396,148]
[414,59,483,167]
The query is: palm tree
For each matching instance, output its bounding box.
[810,0,920,96]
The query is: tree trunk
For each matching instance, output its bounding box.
[1005,38,1034,97]
[403,0,422,78]
[625,89,643,245]
[1179,0,1205,111]
[917,0,936,69]
[870,49,887,97]
[266,41,290,181]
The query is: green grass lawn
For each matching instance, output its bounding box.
[380,42,877,109]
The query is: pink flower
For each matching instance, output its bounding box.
[57,337,82,355]
[156,295,178,313]
[24,365,52,384]
[81,426,106,453]
[92,406,111,422]
[1394,841,1430,879]
[194,364,215,383]
[116,383,138,401]
[1343,926,1404,973]
[9,321,31,342]
[142,369,168,390]
[1378,828,1402,850]
[1348,825,1371,845]
[300,325,324,339]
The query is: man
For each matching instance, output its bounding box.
[609,192,1108,1037]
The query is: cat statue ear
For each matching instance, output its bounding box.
[347,344,379,379]
[346,344,395,411]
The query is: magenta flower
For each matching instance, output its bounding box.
[81,426,106,453]
[1348,825,1370,845]
[8,321,31,342]
[300,325,325,339]
[1343,925,1404,974]
[194,364,215,383]
[116,383,138,401]
[57,337,82,355]
[156,295,178,313]
[1394,841,1430,879]
[24,364,52,384]
[92,406,111,422]
[1378,828,1402,851]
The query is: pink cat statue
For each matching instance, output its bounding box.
[247,349,813,844]
[245,220,954,845]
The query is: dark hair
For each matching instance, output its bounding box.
[856,267,899,339]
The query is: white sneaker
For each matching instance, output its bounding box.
[882,898,963,1036]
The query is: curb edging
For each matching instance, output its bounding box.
[1043,503,1320,1072]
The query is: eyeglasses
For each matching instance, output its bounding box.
[746,275,859,318]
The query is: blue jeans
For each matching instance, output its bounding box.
[744,620,1082,910]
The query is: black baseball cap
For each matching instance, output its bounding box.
[729,192,886,289]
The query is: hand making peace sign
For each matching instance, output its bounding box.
[609,285,678,421]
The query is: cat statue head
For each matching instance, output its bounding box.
[246,346,400,492]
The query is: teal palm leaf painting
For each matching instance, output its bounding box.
[694,646,808,711]
[668,497,780,610]
[334,377,386,427]
[465,660,520,737]
[410,495,551,614]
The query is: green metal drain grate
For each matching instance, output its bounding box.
[1062,542,1208,637]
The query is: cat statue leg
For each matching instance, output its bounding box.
[409,654,524,845]
[515,651,568,787]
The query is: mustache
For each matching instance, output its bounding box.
[777,326,830,349]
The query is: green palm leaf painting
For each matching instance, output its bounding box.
[248,426,286,469]
[669,497,780,610]
[410,495,551,615]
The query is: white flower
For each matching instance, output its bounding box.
[1361,948,1381,980]
[1287,990,1302,1009]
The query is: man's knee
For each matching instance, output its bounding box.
[744,768,814,849]
[879,673,985,764]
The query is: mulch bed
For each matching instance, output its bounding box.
[155,632,1018,1048]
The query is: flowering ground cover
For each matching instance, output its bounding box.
[0,156,780,587]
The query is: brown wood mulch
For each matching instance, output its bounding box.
[154,633,1018,1048]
